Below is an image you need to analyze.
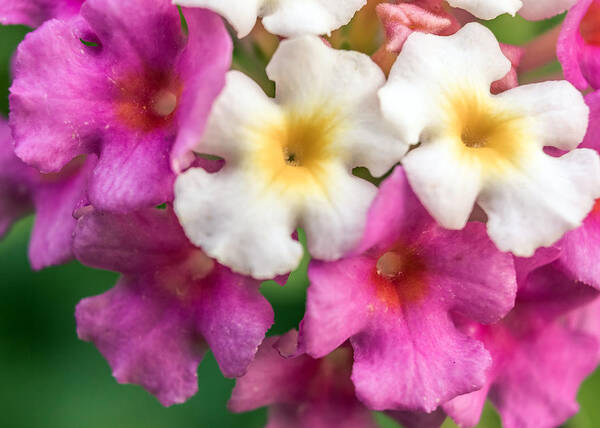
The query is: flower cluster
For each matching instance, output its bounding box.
[1,0,600,427]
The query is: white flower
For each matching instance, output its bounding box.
[379,23,600,257]
[447,0,576,20]
[173,0,366,38]
[174,36,406,279]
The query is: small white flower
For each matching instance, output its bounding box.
[174,36,406,279]
[379,23,600,257]
[447,0,576,20]
[173,0,366,38]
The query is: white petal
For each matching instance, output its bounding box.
[268,36,387,109]
[267,35,407,176]
[447,0,522,19]
[519,0,577,20]
[496,81,589,151]
[379,23,511,144]
[403,138,484,229]
[174,167,304,279]
[261,0,366,37]
[378,23,598,256]
[198,71,282,160]
[479,149,600,257]
[344,102,408,177]
[175,38,404,278]
[300,165,378,261]
[174,0,262,38]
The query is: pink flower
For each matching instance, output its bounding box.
[445,269,600,428]
[0,118,94,269]
[10,0,231,212]
[376,1,460,53]
[300,167,517,411]
[558,0,600,90]
[229,330,446,428]
[0,0,83,27]
[491,44,525,94]
[74,206,274,406]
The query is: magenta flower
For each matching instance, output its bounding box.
[444,268,600,428]
[73,206,273,406]
[229,330,446,428]
[0,118,94,269]
[558,0,600,90]
[0,0,83,27]
[300,167,517,412]
[10,0,231,212]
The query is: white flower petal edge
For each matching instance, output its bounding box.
[174,36,406,279]
[447,0,576,20]
[175,167,304,279]
[379,23,600,257]
[174,0,262,38]
[447,0,522,20]
[519,0,577,20]
[173,0,366,38]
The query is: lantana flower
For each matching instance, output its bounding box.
[300,167,517,412]
[174,35,405,279]
[174,0,367,38]
[444,268,600,428]
[74,206,273,406]
[0,118,94,269]
[558,0,600,90]
[10,0,231,212]
[0,0,83,27]
[447,0,577,20]
[229,330,447,428]
[379,23,600,257]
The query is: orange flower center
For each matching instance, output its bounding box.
[114,69,182,132]
[371,247,428,309]
[580,1,600,45]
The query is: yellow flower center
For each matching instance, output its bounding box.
[249,106,344,196]
[443,88,533,176]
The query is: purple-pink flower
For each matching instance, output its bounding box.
[10,0,231,212]
[229,330,446,428]
[0,0,83,27]
[445,269,600,428]
[0,118,94,269]
[73,206,274,406]
[300,167,517,412]
[558,0,600,90]
[1,1,599,424]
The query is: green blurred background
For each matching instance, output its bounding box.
[1,12,599,428]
